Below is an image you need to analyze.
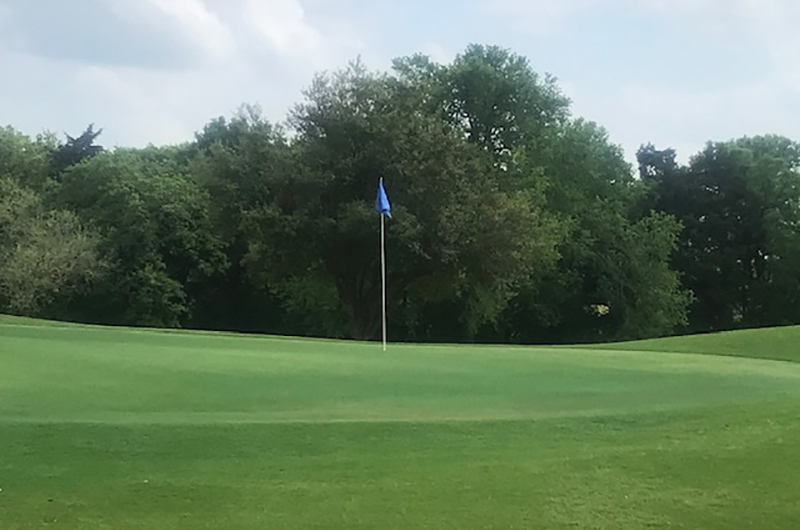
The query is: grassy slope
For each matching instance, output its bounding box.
[2,320,800,528]
[0,314,81,327]
[595,326,800,363]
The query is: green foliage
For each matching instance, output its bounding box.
[391,45,692,343]
[2,42,797,341]
[53,148,227,327]
[609,212,693,339]
[269,61,562,339]
[0,177,103,315]
[642,135,800,333]
[51,123,105,178]
[0,126,55,191]
[495,205,691,343]
[394,44,570,159]
[191,106,304,334]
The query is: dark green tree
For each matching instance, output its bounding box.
[191,106,298,334]
[234,61,561,340]
[394,45,691,342]
[53,147,227,327]
[640,135,800,332]
[51,124,105,178]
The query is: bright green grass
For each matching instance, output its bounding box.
[0,314,84,328]
[2,320,800,529]
[597,325,800,363]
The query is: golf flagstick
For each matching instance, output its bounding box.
[376,178,391,351]
[380,212,387,352]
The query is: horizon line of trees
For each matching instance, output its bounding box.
[2,44,799,344]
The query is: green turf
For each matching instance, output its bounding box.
[2,320,800,528]
[594,325,800,363]
[0,314,85,328]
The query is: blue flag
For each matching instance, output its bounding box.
[376,178,391,218]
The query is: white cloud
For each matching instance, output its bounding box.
[238,0,366,73]
[485,0,800,162]
[628,0,800,153]
[3,0,797,159]
[637,0,724,15]
[69,65,194,146]
[645,0,800,88]
[108,0,236,62]
[145,0,236,60]
[0,0,371,148]
[483,0,603,34]
[585,80,800,165]
[736,2,800,93]
[488,0,800,77]
[243,0,327,67]
[56,58,305,148]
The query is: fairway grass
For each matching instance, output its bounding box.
[2,321,800,528]
[596,325,800,364]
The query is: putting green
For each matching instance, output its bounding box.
[2,320,800,529]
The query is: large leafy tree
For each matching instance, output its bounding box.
[393,44,571,160]
[393,45,690,342]
[191,106,299,334]
[0,177,103,315]
[490,122,691,344]
[53,147,227,327]
[6,44,797,344]
[234,61,561,340]
[642,136,800,332]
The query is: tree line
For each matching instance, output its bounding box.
[2,44,799,344]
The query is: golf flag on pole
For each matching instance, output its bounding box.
[376,178,389,351]
[376,177,391,217]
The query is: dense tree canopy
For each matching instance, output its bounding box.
[640,136,800,333]
[1,44,796,343]
[0,176,103,314]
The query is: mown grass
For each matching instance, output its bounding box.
[2,319,800,528]
[598,325,800,363]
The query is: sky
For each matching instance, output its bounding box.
[1,0,799,164]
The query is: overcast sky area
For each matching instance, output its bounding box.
[1,0,798,164]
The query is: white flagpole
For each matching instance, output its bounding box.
[380,212,387,352]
